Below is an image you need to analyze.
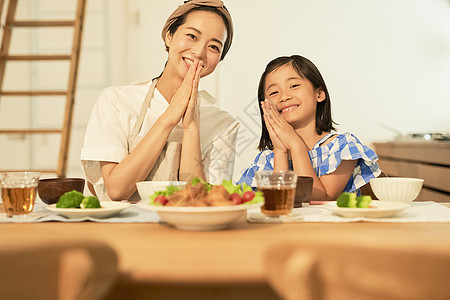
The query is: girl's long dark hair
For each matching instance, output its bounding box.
[257,55,337,151]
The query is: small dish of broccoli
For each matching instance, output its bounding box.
[336,192,373,208]
[56,190,101,209]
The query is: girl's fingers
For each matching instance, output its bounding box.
[263,114,276,137]
[263,100,283,129]
[266,100,284,125]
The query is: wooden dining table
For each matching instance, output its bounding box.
[1,202,450,300]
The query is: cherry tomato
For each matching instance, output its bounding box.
[154,195,168,206]
[230,193,243,205]
[242,191,255,203]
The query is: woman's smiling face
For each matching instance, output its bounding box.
[265,64,325,129]
[165,10,227,80]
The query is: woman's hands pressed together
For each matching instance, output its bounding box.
[178,59,206,182]
[163,60,202,128]
[100,60,205,200]
[182,60,202,130]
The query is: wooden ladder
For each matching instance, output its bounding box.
[0,0,87,177]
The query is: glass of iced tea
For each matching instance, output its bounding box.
[0,172,40,218]
[255,170,297,217]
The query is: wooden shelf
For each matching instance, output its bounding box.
[374,141,450,202]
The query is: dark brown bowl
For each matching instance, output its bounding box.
[38,178,85,205]
[294,176,313,208]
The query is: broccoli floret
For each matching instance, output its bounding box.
[81,196,101,209]
[337,192,357,208]
[56,190,84,208]
[356,195,372,208]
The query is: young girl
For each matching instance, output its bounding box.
[236,55,381,200]
[81,0,239,201]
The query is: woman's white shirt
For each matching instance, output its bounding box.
[81,81,239,199]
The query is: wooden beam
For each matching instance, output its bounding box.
[4,55,71,61]
[0,91,67,96]
[0,129,62,134]
[9,20,75,27]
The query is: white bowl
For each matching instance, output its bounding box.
[369,177,424,203]
[136,181,186,202]
[138,202,264,231]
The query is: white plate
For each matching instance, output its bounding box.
[138,202,264,231]
[46,201,131,219]
[324,200,409,218]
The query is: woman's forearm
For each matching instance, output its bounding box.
[101,115,176,200]
[179,126,206,182]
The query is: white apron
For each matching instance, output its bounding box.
[126,80,181,202]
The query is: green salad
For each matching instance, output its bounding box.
[149,177,264,207]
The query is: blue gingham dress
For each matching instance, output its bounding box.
[235,132,381,194]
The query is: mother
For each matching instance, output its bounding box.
[81,0,238,201]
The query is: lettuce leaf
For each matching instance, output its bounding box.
[149,184,183,204]
[222,180,240,194]
[242,191,264,205]
[191,177,212,192]
[221,180,264,204]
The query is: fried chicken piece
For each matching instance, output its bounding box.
[187,182,208,199]
[207,185,233,206]
[166,182,208,207]
[167,189,192,206]
[192,196,209,207]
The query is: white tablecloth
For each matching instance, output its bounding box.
[247,201,450,223]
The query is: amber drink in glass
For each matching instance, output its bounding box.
[255,171,297,217]
[0,172,40,218]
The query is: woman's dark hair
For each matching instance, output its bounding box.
[257,55,337,151]
[165,6,232,61]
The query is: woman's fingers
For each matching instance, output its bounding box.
[189,61,202,106]
[177,60,199,102]
[182,61,202,129]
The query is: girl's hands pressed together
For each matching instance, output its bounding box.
[261,99,304,152]
[262,100,287,153]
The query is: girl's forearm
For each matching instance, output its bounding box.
[101,115,176,200]
[289,140,329,200]
[179,126,206,182]
[289,140,357,201]
[273,149,289,171]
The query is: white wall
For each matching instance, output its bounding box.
[128,0,450,177]
[1,0,449,181]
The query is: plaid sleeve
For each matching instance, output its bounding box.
[234,150,274,187]
[316,133,381,192]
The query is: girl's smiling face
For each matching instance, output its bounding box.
[265,64,325,129]
[165,10,227,80]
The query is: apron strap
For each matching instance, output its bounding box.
[128,79,158,152]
